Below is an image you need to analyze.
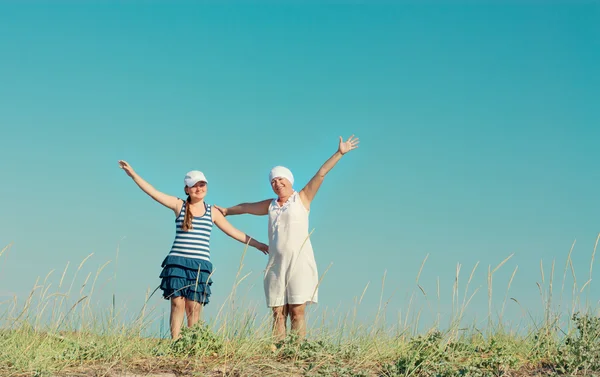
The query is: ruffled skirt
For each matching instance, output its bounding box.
[159,255,213,305]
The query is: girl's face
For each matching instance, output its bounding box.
[185,181,207,201]
[271,177,293,197]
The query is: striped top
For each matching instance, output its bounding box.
[167,201,213,262]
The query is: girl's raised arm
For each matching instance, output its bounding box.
[118,160,181,215]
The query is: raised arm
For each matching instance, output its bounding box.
[211,208,269,254]
[214,199,271,217]
[118,160,181,215]
[299,135,359,209]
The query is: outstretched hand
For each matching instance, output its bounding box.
[255,242,269,255]
[338,135,359,155]
[213,204,228,217]
[118,160,136,178]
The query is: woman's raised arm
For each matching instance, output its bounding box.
[299,135,359,209]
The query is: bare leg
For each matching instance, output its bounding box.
[185,299,203,328]
[170,297,186,339]
[289,303,306,339]
[272,305,288,342]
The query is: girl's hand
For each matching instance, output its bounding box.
[255,242,269,255]
[338,135,359,155]
[118,160,136,178]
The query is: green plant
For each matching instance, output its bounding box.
[554,312,600,374]
[169,321,224,357]
[383,330,449,376]
[468,337,520,376]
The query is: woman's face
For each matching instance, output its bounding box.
[271,177,293,197]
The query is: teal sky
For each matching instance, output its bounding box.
[1,2,599,334]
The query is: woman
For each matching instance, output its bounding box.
[215,135,359,341]
[118,160,268,339]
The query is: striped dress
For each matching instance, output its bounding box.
[159,200,214,304]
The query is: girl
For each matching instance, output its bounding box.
[118,160,268,339]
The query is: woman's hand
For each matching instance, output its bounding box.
[253,241,269,255]
[338,135,360,155]
[213,204,228,216]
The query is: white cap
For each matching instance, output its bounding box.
[184,170,208,187]
[269,166,294,186]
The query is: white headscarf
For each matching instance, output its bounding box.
[269,166,294,186]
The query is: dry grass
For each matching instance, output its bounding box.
[1,237,600,377]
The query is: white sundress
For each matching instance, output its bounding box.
[264,191,319,307]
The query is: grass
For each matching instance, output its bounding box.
[1,238,600,377]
